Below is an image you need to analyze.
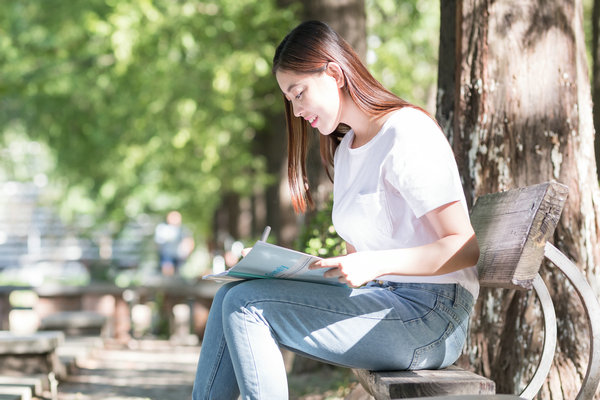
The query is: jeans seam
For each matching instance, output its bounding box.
[453,291,474,314]
[407,292,467,370]
[387,283,474,310]
[455,301,473,315]
[408,321,454,370]
[203,336,227,399]
[454,286,475,310]
[437,301,466,327]
[242,308,262,399]
[243,299,386,318]
[392,285,456,302]
[243,298,434,323]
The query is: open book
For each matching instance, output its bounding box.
[202,241,343,286]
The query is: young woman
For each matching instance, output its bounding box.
[192,20,480,399]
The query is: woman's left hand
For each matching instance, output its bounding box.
[310,252,380,287]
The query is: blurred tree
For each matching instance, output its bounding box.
[0,0,296,236]
[0,0,442,249]
[439,0,600,397]
[366,0,440,112]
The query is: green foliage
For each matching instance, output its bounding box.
[583,0,594,77]
[288,364,357,399]
[298,197,346,258]
[0,0,441,247]
[0,0,299,235]
[366,0,440,110]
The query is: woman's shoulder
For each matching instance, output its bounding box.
[383,107,443,144]
[387,107,438,130]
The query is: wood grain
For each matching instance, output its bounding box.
[470,182,568,289]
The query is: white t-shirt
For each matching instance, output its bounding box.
[332,107,479,299]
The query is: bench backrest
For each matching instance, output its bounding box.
[469,182,568,290]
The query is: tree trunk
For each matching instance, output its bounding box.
[300,0,367,61]
[593,0,600,173]
[438,1,600,398]
[253,110,292,245]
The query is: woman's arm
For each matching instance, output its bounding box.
[345,242,356,254]
[311,201,480,287]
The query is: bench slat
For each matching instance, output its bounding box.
[470,182,568,289]
[353,366,495,399]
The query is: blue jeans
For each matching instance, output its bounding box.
[192,279,474,400]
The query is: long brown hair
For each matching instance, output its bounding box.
[272,20,415,213]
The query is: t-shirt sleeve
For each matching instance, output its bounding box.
[384,109,465,218]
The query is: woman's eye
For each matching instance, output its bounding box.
[295,91,303,100]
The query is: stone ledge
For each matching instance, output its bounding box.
[0,331,64,354]
[0,376,43,396]
[0,385,32,400]
[0,394,22,400]
[40,311,106,330]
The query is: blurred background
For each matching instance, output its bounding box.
[0,2,443,396]
[0,0,442,288]
[1,1,600,399]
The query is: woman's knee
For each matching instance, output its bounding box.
[220,280,277,326]
[207,282,245,324]
[215,281,241,299]
[220,280,255,312]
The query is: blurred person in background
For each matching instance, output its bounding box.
[154,210,195,276]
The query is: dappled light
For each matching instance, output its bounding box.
[2,0,598,399]
[0,1,444,398]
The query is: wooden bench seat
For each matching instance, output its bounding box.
[353,366,495,398]
[354,182,600,399]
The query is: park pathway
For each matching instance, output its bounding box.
[57,339,199,400]
[54,338,371,400]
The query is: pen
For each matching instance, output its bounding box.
[261,226,271,242]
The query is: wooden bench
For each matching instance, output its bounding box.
[354,182,600,399]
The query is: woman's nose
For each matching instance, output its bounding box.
[292,102,302,118]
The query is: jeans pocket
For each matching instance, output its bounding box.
[408,321,460,370]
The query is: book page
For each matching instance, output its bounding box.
[203,241,342,285]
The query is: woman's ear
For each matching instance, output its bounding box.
[325,62,345,88]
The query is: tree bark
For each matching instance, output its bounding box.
[438,1,600,398]
[593,0,600,174]
[300,0,367,61]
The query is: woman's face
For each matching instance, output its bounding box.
[275,66,343,135]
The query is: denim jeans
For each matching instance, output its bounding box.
[192,279,474,400]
